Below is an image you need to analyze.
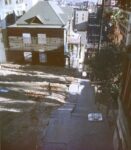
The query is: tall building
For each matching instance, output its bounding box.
[87,12,100,44]
[74,8,88,31]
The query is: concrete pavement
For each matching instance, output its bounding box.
[41,79,114,150]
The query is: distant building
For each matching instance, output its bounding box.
[87,12,100,44]
[0,0,40,28]
[88,2,97,13]
[75,1,88,9]
[2,0,74,66]
[74,8,88,31]
[97,0,117,7]
[55,0,67,6]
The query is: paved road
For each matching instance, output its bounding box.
[41,79,114,150]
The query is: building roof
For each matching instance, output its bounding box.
[61,6,73,22]
[16,0,73,27]
[8,24,65,29]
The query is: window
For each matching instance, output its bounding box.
[17,11,20,16]
[16,0,23,4]
[24,52,32,62]
[5,0,7,4]
[39,53,47,63]
[75,16,78,24]
[5,0,11,5]
[82,14,84,21]
[38,34,46,44]
[22,33,31,44]
[17,11,23,16]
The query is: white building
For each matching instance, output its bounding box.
[74,9,88,31]
[75,10,88,25]
[0,0,40,28]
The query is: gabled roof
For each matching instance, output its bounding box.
[16,1,73,27]
[25,16,43,24]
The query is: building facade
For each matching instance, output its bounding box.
[3,0,74,66]
[74,8,88,31]
[87,12,100,45]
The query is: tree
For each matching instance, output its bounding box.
[102,9,123,45]
[87,45,122,101]
[86,8,124,110]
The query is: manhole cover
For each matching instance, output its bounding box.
[44,142,67,150]
[88,113,103,121]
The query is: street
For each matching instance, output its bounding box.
[41,79,114,150]
[0,31,114,150]
[0,64,81,150]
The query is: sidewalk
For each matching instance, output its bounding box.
[41,79,114,150]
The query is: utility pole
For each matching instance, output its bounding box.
[98,0,105,51]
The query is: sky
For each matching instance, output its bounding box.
[88,0,98,3]
[67,0,98,4]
